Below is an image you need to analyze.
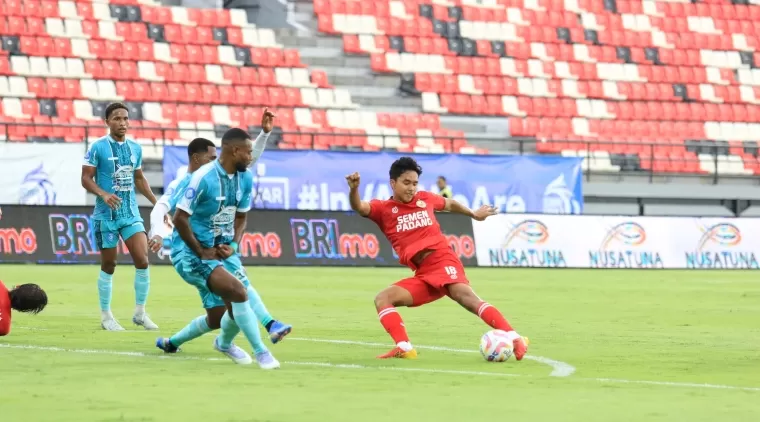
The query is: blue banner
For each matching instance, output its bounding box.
[163,149,584,214]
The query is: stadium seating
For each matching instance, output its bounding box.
[0,0,480,157]
[314,0,760,175]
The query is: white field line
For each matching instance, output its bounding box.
[3,339,760,392]
[13,327,575,377]
[0,343,519,378]
[286,337,576,378]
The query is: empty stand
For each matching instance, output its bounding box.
[316,0,760,175]
[0,0,479,158]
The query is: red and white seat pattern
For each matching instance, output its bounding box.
[0,0,480,157]
[314,0,760,175]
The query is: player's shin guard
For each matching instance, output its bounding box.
[169,315,212,348]
[230,302,267,354]
[217,310,240,350]
[134,268,150,314]
[477,302,514,332]
[97,271,113,316]
[378,306,410,345]
[246,285,274,327]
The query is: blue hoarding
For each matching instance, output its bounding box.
[163,149,583,214]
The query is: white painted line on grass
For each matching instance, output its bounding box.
[13,327,576,377]
[0,343,519,378]
[2,343,758,392]
[288,337,576,377]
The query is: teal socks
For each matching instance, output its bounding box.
[134,268,150,306]
[170,315,212,347]
[97,270,113,311]
[247,285,274,328]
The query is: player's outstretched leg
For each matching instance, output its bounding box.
[224,258,292,344]
[156,307,225,353]
[125,232,158,330]
[97,241,124,331]
[208,267,279,369]
[213,309,252,365]
[374,285,417,359]
[446,283,530,360]
[246,283,292,344]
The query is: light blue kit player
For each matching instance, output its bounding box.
[158,109,290,368]
[81,102,162,331]
[149,131,291,362]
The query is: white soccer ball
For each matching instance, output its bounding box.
[479,329,514,362]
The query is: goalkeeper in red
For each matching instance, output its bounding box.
[346,157,529,360]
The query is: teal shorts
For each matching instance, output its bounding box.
[94,216,145,250]
[172,251,251,309]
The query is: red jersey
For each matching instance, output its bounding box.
[367,191,450,270]
[0,281,11,336]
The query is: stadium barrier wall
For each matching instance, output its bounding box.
[473,214,760,269]
[0,206,476,267]
[1,206,757,269]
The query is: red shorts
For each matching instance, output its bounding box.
[394,248,470,307]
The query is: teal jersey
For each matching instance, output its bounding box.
[175,161,253,254]
[83,135,143,221]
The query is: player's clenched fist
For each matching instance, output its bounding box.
[261,107,276,133]
[345,172,361,189]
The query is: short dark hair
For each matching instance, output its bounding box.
[9,284,47,315]
[187,138,216,158]
[221,128,251,145]
[104,102,128,120]
[389,157,422,180]
[438,176,446,182]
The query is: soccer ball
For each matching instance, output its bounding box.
[479,329,514,362]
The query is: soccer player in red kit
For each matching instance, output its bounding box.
[346,157,529,360]
[0,281,48,336]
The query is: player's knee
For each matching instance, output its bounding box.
[207,316,221,330]
[229,284,248,303]
[449,286,479,310]
[101,261,116,274]
[374,292,391,309]
[133,258,149,270]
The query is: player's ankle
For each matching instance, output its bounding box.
[134,304,146,316]
[101,310,114,321]
[397,341,413,352]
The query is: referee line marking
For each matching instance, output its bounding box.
[1,343,759,392]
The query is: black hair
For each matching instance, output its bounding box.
[438,176,446,182]
[9,284,47,315]
[187,138,216,159]
[104,102,129,120]
[389,157,422,180]
[221,128,251,146]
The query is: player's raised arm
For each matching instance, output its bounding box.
[443,197,497,221]
[251,107,275,165]
[346,172,371,217]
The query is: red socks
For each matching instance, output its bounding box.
[378,306,409,344]
[477,302,514,332]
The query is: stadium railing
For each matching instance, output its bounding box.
[1,120,756,184]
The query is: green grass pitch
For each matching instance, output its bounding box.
[1,265,759,421]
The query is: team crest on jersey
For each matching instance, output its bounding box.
[185,188,197,199]
[392,207,398,214]
[416,200,426,208]
[84,151,91,160]
[130,155,137,164]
